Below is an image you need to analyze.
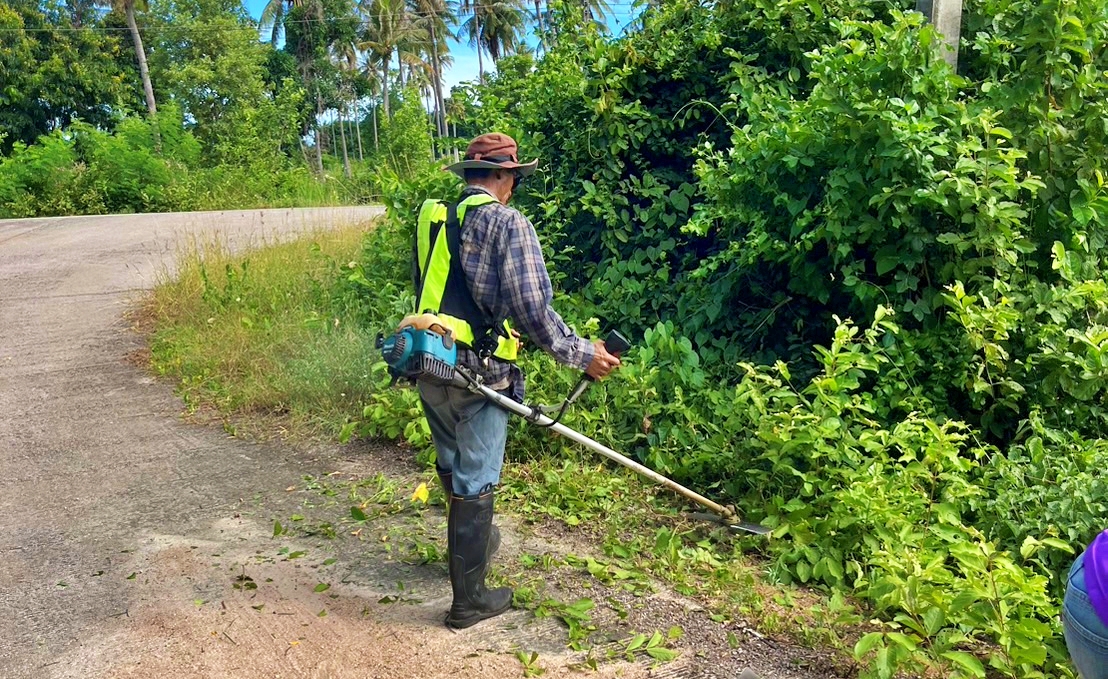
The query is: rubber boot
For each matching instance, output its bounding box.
[445,490,512,629]
[437,468,499,556]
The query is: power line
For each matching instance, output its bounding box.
[0,3,645,34]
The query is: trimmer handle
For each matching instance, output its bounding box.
[535,329,633,423]
[580,330,633,386]
[603,329,632,356]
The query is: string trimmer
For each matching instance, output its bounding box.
[377,317,771,536]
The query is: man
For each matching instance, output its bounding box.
[412,132,621,628]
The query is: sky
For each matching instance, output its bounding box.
[240,0,643,94]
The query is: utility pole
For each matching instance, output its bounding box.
[916,0,962,70]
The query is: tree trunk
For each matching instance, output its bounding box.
[313,91,324,175]
[534,0,544,51]
[381,59,391,120]
[916,0,962,69]
[300,139,311,167]
[475,12,485,83]
[547,0,556,40]
[338,105,352,178]
[125,1,157,118]
[355,102,364,161]
[423,86,436,160]
[396,46,405,89]
[343,103,354,162]
[270,4,283,44]
[372,105,379,151]
[430,23,447,138]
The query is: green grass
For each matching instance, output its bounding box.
[148,224,378,438]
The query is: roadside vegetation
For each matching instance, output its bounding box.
[0,0,447,216]
[144,0,1107,677]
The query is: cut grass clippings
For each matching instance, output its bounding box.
[143,223,862,673]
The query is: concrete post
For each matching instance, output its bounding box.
[916,0,962,70]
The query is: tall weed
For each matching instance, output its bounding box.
[149,223,380,437]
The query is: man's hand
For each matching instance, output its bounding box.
[586,340,622,380]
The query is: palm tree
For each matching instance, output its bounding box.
[576,0,611,25]
[532,0,544,49]
[456,0,482,81]
[332,42,360,177]
[445,95,464,155]
[395,28,430,90]
[460,0,526,69]
[102,0,157,117]
[334,40,372,161]
[259,0,300,45]
[360,0,421,119]
[355,54,382,153]
[408,0,455,138]
[283,0,329,173]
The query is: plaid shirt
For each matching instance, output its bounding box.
[441,186,594,390]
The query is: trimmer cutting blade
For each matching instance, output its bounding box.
[685,511,773,536]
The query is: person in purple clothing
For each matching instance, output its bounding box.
[1064,530,1108,678]
[412,133,622,629]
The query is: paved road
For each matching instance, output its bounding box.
[0,209,387,677]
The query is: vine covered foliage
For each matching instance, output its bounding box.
[344,0,1108,676]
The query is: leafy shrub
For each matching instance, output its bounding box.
[0,118,372,217]
[0,131,80,217]
[347,0,1108,675]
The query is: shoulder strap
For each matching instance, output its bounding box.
[443,200,501,344]
[445,201,460,255]
[415,201,450,308]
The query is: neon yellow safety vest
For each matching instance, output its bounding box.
[414,194,519,362]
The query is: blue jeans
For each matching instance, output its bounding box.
[418,383,509,497]
[1063,551,1108,679]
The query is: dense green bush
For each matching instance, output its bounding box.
[452,0,1108,442]
[344,0,1108,676]
[337,187,1082,677]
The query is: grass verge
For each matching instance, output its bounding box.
[148,225,379,438]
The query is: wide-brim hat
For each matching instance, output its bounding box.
[445,132,539,179]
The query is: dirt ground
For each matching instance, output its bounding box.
[0,210,843,679]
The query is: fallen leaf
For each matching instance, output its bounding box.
[411,483,430,504]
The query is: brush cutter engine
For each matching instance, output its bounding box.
[376,316,458,385]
